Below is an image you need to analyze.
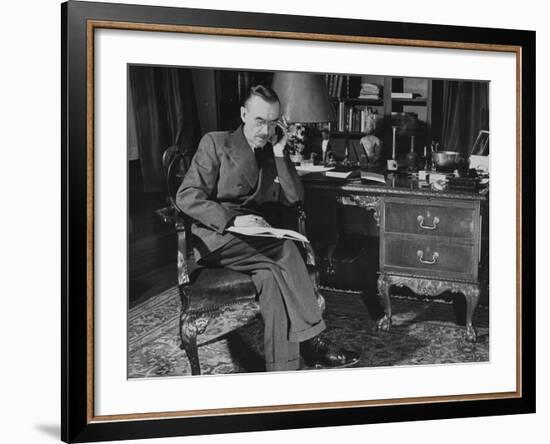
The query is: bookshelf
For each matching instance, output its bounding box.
[326,75,434,161]
[213,70,436,162]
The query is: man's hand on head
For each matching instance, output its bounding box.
[271,116,289,158]
[233,215,271,228]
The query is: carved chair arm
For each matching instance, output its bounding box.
[156,204,193,287]
[293,202,316,268]
[160,199,317,289]
[296,203,307,236]
[155,205,179,224]
[175,219,191,286]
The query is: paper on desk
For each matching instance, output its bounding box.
[295,165,335,175]
[360,171,386,183]
[470,155,490,173]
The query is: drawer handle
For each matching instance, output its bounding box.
[417,215,440,230]
[417,250,440,265]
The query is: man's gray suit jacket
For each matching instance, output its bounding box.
[176,124,304,261]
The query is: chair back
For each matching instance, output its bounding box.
[162,145,193,206]
[158,145,198,273]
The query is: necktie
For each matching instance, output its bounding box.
[254,146,263,169]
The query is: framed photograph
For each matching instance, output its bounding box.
[62,0,535,442]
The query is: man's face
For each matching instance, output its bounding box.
[241,96,281,148]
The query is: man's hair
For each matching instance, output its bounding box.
[243,85,280,107]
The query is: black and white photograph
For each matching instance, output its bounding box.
[127,66,490,378]
[1,0,545,441]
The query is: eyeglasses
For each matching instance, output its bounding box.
[254,118,279,130]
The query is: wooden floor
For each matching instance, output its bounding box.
[129,261,176,309]
[129,175,178,308]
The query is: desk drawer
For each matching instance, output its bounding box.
[385,201,476,239]
[382,236,477,280]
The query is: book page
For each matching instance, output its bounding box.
[227,226,309,243]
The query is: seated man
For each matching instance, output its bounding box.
[176,85,359,372]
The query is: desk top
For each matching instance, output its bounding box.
[300,172,488,201]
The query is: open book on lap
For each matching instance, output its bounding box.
[227,226,309,243]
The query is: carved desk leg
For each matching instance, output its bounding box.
[375,273,480,342]
[463,284,480,343]
[326,232,339,276]
[376,274,393,332]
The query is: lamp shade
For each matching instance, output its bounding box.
[271,72,335,123]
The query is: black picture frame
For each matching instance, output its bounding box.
[62,1,536,442]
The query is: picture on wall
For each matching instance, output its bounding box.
[127,65,490,378]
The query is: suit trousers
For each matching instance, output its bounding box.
[199,235,326,371]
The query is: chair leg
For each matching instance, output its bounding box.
[179,310,201,375]
[308,268,326,315]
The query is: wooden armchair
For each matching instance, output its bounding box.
[156,145,324,375]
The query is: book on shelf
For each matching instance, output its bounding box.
[354,109,361,132]
[338,101,345,132]
[349,106,367,133]
[326,74,348,98]
[336,75,343,98]
[359,82,382,98]
[331,74,340,97]
[391,92,420,99]
[227,226,309,243]
[358,94,381,100]
[326,74,334,97]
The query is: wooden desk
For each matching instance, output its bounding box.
[301,173,488,342]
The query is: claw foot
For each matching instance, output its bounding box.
[377,315,392,332]
[464,324,477,342]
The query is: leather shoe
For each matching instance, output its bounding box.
[300,335,360,369]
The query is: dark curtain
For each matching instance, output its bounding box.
[441,81,489,155]
[129,66,200,192]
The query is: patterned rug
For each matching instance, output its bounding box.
[128,287,489,378]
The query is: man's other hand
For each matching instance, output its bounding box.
[271,116,289,157]
[233,215,271,228]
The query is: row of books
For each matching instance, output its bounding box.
[359,91,421,100]
[336,102,380,133]
[325,74,348,99]
[324,75,423,101]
